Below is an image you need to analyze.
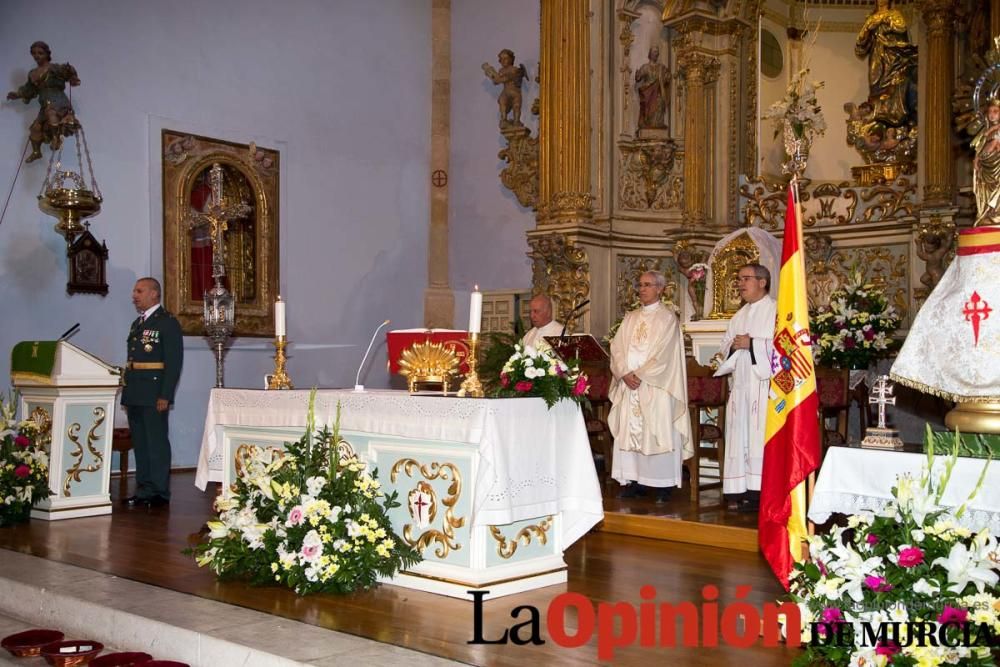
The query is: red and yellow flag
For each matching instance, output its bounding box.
[760,182,822,589]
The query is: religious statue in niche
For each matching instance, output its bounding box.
[5,41,80,163]
[844,0,917,182]
[482,49,527,128]
[635,46,670,136]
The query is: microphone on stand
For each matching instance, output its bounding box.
[58,323,81,341]
[560,300,591,336]
[354,319,391,392]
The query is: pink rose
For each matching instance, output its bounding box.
[863,575,892,593]
[938,606,969,626]
[287,506,304,526]
[843,337,856,349]
[572,376,588,396]
[863,328,877,341]
[13,435,30,449]
[875,641,900,657]
[820,607,844,624]
[897,546,924,568]
[514,381,533,392]
[500,373,510,387]
[13,465,30,479]
[866,533,880,545]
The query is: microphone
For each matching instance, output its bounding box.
[58,323,81,341]
[561,300,591,336]
[354,319,391,392]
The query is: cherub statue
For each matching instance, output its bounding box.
[915,225,954,289]
[482,49,527,128]
[6,41,80,163]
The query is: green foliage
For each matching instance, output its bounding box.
[188,394,421,595]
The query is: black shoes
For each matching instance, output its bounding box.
[147,495,170,507]
[618,481,646,499]
[122,495,145,507]
[654,487,673,504]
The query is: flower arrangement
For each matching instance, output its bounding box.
[0,394,50,527]
[789,428,1000,666]
[811,271,900,370]
[189,393,420,595]
[763,67,827,143]
[495,344,589,408]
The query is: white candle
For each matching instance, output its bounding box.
[275,296,286,338]
[468,285,482,334]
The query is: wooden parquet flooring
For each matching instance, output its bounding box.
[0,472,800,666]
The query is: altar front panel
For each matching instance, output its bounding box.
[202,389,601,599]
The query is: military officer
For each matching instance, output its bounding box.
[121,277,183,507]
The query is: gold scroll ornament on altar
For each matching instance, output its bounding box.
[398,341,461,395]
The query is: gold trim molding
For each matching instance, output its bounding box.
[390,458,465,558]
[63,407,105,497]
[526,233,590,332]
[489,516,554,559]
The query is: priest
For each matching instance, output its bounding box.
[714,263,776,512]
[608,271,692,502]
[521,294,563,352]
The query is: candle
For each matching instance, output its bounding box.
[275,296,286,338]
[468,285,482,334]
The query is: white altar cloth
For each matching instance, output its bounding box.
[196,389,604,547]
[809,447,999,533]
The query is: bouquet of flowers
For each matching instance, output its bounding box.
[0,394,50,527]
[189,393,420,595]
[789,428,1000,666]
[811,271,900,370]
[763,67,827,143]
[495,344,589,408]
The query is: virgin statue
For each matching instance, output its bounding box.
[972,99,1000,226]
[855,0,917,129]
[635,47,670,133]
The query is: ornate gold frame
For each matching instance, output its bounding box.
[162,130,279,336]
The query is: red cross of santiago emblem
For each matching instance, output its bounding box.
[963,291,992,346]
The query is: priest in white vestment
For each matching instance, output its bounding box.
[608,271,693,503]
[521,294,563,352]
[714,263,776,511]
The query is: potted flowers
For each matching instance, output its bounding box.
[811,271,901,370]
[0,394,50,527]
[789,428,1000,666]
[495,344,589,408]
[189,394,420,594]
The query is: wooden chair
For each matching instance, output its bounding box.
[111,427,133,495]
[685,358,729,503]
[815,366,850,451]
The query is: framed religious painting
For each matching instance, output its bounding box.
[162,130,279,336]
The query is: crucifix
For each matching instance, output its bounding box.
[186,162,251,388]
[868,375,896,430]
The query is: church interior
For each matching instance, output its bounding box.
[2,0,999,665]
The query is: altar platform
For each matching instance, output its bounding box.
[0,471,795,667]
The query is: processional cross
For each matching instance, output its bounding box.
[868,375,896,430]
[186,162,251,388]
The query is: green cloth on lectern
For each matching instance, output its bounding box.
[10,341,58,383]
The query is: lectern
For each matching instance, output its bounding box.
[11,340,121,519]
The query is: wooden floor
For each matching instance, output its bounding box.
[0,472,800,666]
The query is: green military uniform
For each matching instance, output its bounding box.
[121,305,183,501]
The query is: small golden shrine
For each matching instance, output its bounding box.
[398,341,462,394]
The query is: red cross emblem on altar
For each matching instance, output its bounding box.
[963,290,992,346]
[407,482,436,529]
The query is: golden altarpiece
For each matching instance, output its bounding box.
[508,0,991,347]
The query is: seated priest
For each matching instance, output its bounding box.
[608,271,693,503]
[714,263,776,513]
[521,293,563,352]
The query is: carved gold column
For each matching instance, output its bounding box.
[677,47,720,227]
[994,0,1000,43]
[538,0,593,226]
[920,0,957,207]
[424,0,455,328]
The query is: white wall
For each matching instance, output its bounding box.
[0,0,432,467]
[450,0,539,322]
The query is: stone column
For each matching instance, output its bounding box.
[920,0,957,207]
[676,48,720,227]
[424,0,454,328]
[538,0,593,226]
[993,0,1000,44]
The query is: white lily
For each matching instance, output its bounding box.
[932,541,1000,594]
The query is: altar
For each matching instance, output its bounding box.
[195,389,603,599]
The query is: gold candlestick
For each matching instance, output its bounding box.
[457,332,485,397]
[267,336,293,390]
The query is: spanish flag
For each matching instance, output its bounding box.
[760,182,822,589]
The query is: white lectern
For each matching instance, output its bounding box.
[11,341,121,520]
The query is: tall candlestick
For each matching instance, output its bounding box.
[275,296,286,338]
[468,285,482,334]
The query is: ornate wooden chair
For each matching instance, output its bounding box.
[815,366,850,451]
[685,357,729,503]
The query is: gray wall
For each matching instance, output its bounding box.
[0,0,432,467]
